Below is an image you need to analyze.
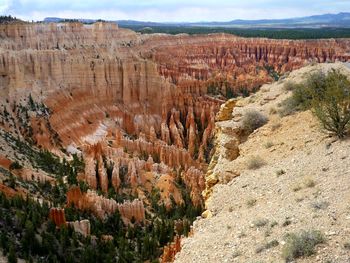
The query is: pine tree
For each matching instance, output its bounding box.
[7,243,17,263]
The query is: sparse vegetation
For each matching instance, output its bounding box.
[9,161,23,170]
[282,218,292,227]
[304,177,316,188]
[271,122,282,131]
[269,107,277,115]
[252,218,269,227]
[276,169,286,176]
[282,230,325,261]
[270,221,278,228]
[344,242,350,250]
[278,95,304,117]
[283,80,298,91]
[311,70,350,138]
[231,251,242,258]
[311,200,329,210]
[263,141,274,149]
[279,70,350,138]
[292,177,316,192]
[246,156,266,170]
[292,184,302,192]
[242,110,268,134]
[255,239,279,253]
[246,198,257,208]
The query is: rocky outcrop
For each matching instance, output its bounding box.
[117,199,145,225]
[49,208,66,227]
[13,168,55,183]
[215,99,237,122]
[156,174,184,209]
[182,167,206,207]
[202,101,244,207]
[0,156,11,170]
[49,207,91,237]
[67,220,91,237]
[67,187,117,218]
[66,186,145,223]
[161,236,182,263]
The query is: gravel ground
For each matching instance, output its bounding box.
[175,63,350,263]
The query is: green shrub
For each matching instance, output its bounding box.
[276,169,286,176]
[263,141,274,149]
[7,242,17,263]
[311,200,329,210]
[279,69,350,138]
[252,218,269,227]
[279,71,326,116]
[246,156,266,170]
[278,96,301,117]
[242,110,268,134]
[246,198,257,208]
[9,161,23,170]
[311,70,350,138]
[278,81,312,116]
[256,239,279,253]
[282,230,325,261]
[283,80,298,91]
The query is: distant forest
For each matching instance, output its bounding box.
[0,15,22,24]
[2,14,350,39]
[121,25,350,40]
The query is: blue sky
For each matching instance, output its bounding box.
[0,0,349,22]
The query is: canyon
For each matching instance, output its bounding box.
[0,21,350,262]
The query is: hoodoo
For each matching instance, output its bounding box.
[0,19,350,262]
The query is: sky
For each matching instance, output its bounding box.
[0,0,349,22]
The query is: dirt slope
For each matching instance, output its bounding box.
[175,63,350,263]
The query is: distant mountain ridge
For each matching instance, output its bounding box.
[44,12,350,28]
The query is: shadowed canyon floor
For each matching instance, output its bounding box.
[0,21,349,262]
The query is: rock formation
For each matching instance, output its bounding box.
[1,23,348,150]
[67,220,91,237]
[49,207,91,237]
[49,208,66,227]
[66,186,145,223]
[161,236,182,263]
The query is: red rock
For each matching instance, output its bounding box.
[49,208,66,227]
[182,167,206,207]
[161,235,182,263]
[66,186,145,223]
[117,199,145,225]
[111,161,121,192]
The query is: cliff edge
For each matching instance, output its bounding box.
[175,62,350,263]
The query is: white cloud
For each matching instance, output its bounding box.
[1,0,349,22]
[0,0,11,13]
